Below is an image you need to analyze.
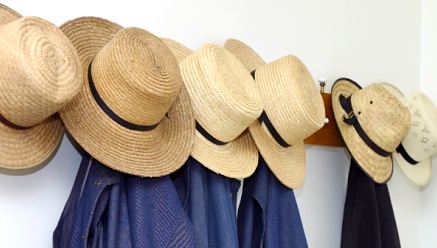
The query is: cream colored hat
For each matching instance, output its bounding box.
[224,39,325,189]
[380,83,436,186]
[0,5,82,169]
[59,17,195,177]
[178,43,263,178]
[332,79,411,184]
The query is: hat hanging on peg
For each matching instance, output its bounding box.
[304,77,344,147]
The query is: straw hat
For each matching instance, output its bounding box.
[332,78,411,184]
[250,56,325,189]
[59,17,195,177]
[162,38,262,179]
[0,4,21,25]
[224,38,266,71]
[160,38,193,63]
[0,6,82,169]
[380,83,437,186]
[224,39,325,189]
[177,43,263,178]
[379,82,405,99]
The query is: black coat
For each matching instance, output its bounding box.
[341,159,401,248]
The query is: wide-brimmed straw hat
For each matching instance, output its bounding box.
[59,17,195,177]
[0,5,82,169]
[249,56,325,189]
[332,79,411,184]
[380,83,437,186]
[224,39,325,189]
[162,38,261,178]
[176,43,263,178]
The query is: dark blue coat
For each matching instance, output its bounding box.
[237,155,308,248]
[171,156,241,248]
[53,153,196,248]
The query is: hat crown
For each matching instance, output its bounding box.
[91,27,182,126]
[256,55,325,145]
[401,92,437,161]
[352,84,411,152]
[181,43,263,142]
[0,16,82,127]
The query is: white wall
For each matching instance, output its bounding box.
[0,0,423,247]
[420,0,437,247]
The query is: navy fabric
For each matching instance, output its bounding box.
[53,153,196,248]
[171,156,241,248]
[237,155,308,248]
[341,159,401,248]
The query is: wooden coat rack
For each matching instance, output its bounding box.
[304,78,344,147]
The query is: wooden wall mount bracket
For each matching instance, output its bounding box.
[304,79,344,147]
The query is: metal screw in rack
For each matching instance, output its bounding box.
[318,77,327,94]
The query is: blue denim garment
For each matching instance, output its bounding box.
[341,159,400,248]
[171,156,241,248]
[53,152,196,248]
[237,155,308,248]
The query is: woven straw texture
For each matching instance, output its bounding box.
[160,37,193,63]
[224,38,266,72]
[180,43,263,178]
[249,55,325,189]
[59,17,194,177]
[222,38,268,178]
[379,83,432,185]
[0,14,82,169]
[0,4,21,25]
[395,92,437,185]
[0,17,82,127]
[379,82,405,99]
[332,80,411,184]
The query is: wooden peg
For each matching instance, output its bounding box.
[304,78,344,147]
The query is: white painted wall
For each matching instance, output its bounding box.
[420,0,437,247]
[0,0,423,247]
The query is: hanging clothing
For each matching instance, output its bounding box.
[53,152,196,248]
[237,155,308,248]
[341,159,401,248]
[170,156,241,248]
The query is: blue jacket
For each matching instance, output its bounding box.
[237,155,308,248]
[53,153,196,248]
[341,159,400,248]
[171,156,241,248]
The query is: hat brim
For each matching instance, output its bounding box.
[249,120,306,189]
[59,17,194,177]
[393,150,432,186]
[191,129,259,178]
[0,115,63,169]
[223,38,266,72]
[332,78,393,184]
[379,82,405,99]
[0,4,21,26]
